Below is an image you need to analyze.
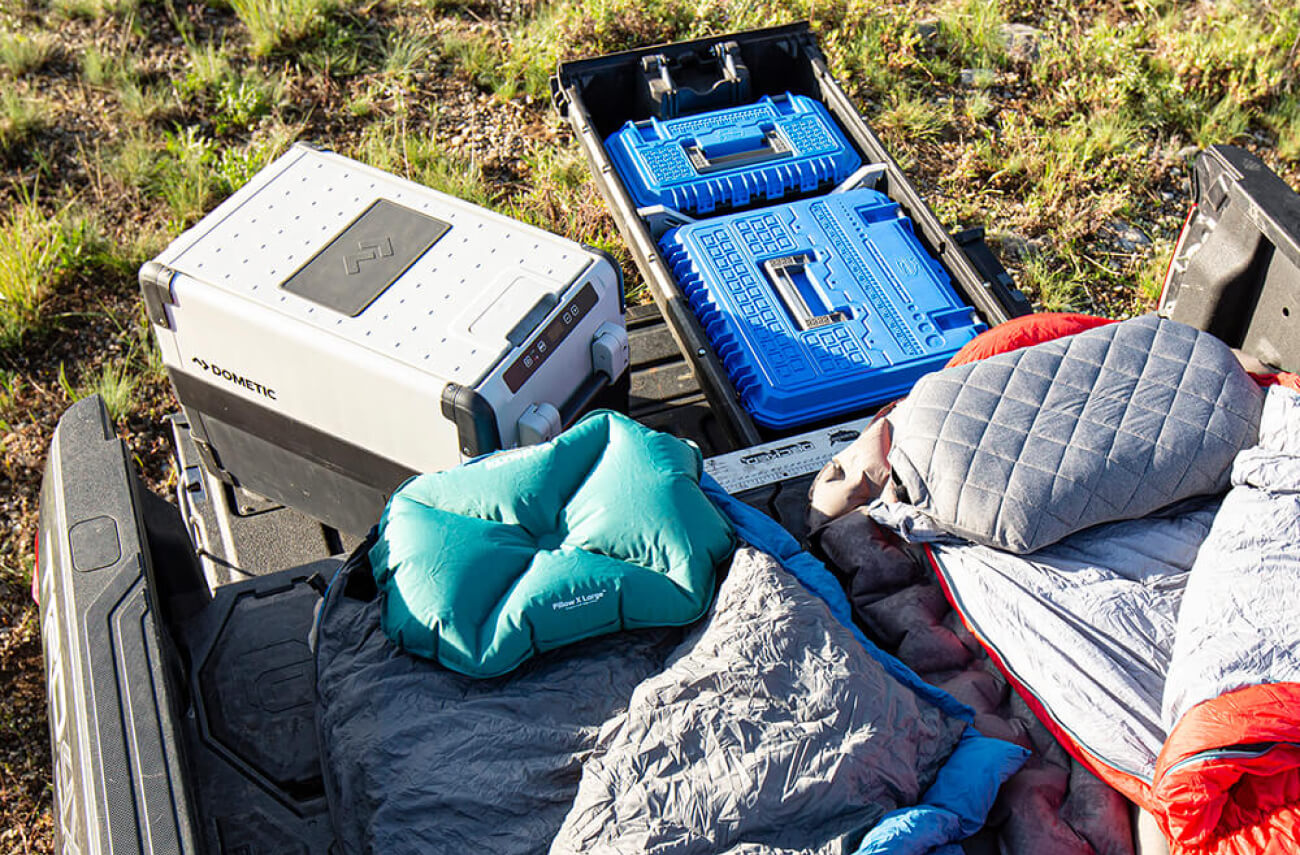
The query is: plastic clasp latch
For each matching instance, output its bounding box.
[518,403,563,446]
[591,321,630,381]
[638,40,751,120]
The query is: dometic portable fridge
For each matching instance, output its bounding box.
[140,144,629,535]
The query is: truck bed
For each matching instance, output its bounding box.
[37,302,827,854]
[38,143,1300,855]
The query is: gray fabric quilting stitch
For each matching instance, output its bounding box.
[886,316,1264,554]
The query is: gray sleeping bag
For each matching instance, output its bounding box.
[315,546,966,855]
[315,557,685,855]
[551,548,963,854]
[884,315,1263,553]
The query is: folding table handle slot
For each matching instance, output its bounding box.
[685,127,792,174]
[763,253,850,330]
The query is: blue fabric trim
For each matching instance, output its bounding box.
[701,475,1029,854]
[854,730,1028,853]
[702,475,974,722]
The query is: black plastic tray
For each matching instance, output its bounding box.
[553,22,1031,446]
[1159,145,1300,373]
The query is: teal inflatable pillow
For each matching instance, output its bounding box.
[369,410,737,678]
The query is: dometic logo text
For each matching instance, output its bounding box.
[552,591,606,612]
[191,357,276,400]
[739,440,814,466]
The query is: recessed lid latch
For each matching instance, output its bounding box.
[639,40,751,120]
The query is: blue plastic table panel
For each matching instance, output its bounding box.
[659,188,985,429]
[606,93,862,215]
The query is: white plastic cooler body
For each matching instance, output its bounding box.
[141,144,627,533]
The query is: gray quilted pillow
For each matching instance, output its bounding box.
[887,316,1263,553]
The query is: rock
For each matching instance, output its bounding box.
[1107,219,1151,252]
[916,19,939,40]
[997,231,1044,261]
[999,23,1043,64]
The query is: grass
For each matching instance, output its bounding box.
[296,22,368,77]
[1271,96,1300,163]
[106,132,162,193]
[937,0,1007,71]
[177,41,284,132]
[118,78,173,123]
[0,199,104,348]
[964,89,994,123]
[0,33,55,76]
[48,0,137,20]
[0,91,42,156]
[480,0,699,98]
[876,89,950,145]
[0,367,21,432]
[81,45,133,87]
[211,123,297,194]
[352,119,494,205]
[1137,240,1175,306]
[58,357,139,421]
[438,29,504,92]
[1018,252,1091,313]
[229,0,338,56]
[155,126,218,225]
[382,31,432,82]
[510,141,609,236]
[1194,94,1252,149]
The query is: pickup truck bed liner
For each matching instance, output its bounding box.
[157,302,821,854]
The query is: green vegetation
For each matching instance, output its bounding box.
[0,199,104,347]
[58,356,140,422]
[1272,97,1300,163]
[156,126,220,225]
[938,0,1007,70]
[81,45,133,87]
[876,90,950,146]
[0,1,1296,843]
[438,29,502,92]
[0,32,54,76]
[353,119,493,203]
[229,0,338,55]
[0,0,1295,406]
[1017,253,1090,313]
[381,31,432,82]
[0,366,21,432]
[48,0,137,20]
[0,90,42,155]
